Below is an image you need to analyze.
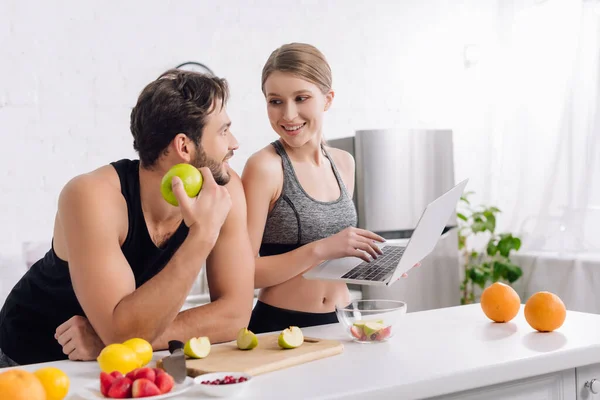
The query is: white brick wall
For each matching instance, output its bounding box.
[0,0,498,256]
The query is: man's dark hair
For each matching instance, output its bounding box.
[130,69,229,167]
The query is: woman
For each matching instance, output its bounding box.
[242,43,393,334]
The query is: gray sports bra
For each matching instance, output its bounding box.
[259,140,358,256]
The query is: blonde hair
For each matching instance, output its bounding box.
[261,43,332,95]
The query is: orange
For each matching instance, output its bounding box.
[34,367,70,400]
[0,369,46,400]
[524,291,566,332]
[480,282,521,322]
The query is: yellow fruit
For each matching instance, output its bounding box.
[34,367,70,400]
[123,338,153,366]
[97,343,141,374]
[525,291,567,332]
[480,282,521,323]
[0,369,46,400]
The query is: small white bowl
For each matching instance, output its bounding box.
[194,372,253,398]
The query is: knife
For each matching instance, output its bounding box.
[162,340,187,384]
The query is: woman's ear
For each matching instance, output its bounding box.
[324,90,335,111]
[171,133,193,162]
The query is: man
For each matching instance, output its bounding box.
[0,69,255,366]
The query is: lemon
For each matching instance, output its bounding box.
[122,338,153,366]
[97,343,141,374]
[34,367,70,400]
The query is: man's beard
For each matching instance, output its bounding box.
[192,148,231,186]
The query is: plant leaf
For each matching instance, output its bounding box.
[487,241,498,256]
[457,213,468,221]
[512,237,522,251]
[472,221,487,233]
[492,261,507,282]
[505,263,523,283]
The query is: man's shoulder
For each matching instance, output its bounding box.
[58,164,125,213]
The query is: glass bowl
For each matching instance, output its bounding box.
[335,300,407,343]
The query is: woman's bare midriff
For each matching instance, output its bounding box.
[258,275,350,313]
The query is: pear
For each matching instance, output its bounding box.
[278,326,304,349]
[237,328,258,350]
[183,336,211,358]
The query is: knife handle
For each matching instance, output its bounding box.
[168,340,185,354]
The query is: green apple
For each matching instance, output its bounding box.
[160,163,203,206]
[353,319,384,329]
[236,328,258,350]
[278,326,304,349]
[183,336,211,358]
[363,322,386,337]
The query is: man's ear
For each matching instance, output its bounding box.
[171,133,193,163]
[324,90,335,111]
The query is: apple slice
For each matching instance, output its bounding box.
[353,319,384,328]
[363,322,386,339]
[184,336,211,358]
[372,326,392,341]
[350,326,363,339]
[278,326,304,349]
[237,327,258,350]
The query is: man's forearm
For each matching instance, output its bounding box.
[108,232,213,344]
[151,298,252,349]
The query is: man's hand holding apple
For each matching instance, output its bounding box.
[171,167,232,247]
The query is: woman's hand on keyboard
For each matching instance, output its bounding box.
[315,227,385,263]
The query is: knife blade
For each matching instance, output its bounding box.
[162,340,187,383]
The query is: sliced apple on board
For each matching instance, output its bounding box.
[184,336,211,358]
[278,326,304,349]
[237,327,258,350]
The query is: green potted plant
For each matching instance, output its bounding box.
[457,191,523,304]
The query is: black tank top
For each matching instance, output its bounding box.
[0,159,188,364]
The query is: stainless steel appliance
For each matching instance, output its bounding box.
[328,129,461,312]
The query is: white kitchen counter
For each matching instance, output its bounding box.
[7,304,600,399]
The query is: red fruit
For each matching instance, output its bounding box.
[100,372,116,397]
[155,373,174,394]
[107,377,133,399]
[125,368,138,381]
[132,378,161,398]
[350,326,362,339]
[133,367,156,383]
[110,371,124,379]
[370,326,392,341]
[153,368,166,377]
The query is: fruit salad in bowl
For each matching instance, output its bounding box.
[335,300,407,343]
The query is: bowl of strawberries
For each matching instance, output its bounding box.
[79,367,194,399]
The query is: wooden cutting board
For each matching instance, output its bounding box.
[157,335,343,377]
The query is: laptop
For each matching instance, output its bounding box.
[303,179,468,286]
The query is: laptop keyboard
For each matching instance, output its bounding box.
[341,246,406,282]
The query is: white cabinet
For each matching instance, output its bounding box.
[577,363,600,400]
[429,369,576,400]
[423,363,600,400]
